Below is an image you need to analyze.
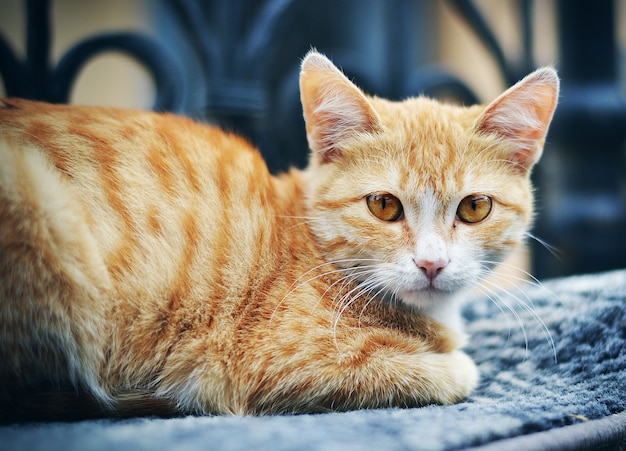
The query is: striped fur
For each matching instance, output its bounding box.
[0,51,558,420]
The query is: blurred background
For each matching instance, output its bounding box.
[1,0,625,280]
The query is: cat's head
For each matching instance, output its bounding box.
[299,51,558,317]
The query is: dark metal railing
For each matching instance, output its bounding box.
[1,0,624,279]
[533,0,626,278]
[0,0,184,111]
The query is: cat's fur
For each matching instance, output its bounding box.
[0,51,558,420]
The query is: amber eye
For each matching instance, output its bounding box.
[456,195,493,224]
[366,193,404,222]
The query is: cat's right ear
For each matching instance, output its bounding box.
[300,51,380,163]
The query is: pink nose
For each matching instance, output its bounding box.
[414,258,449,282]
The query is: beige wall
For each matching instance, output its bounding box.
[436,0,557,101]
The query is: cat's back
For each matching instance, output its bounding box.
[0,98,263,183]
[0,98,281,299]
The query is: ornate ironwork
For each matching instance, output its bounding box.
[161,0,479,173]
[534,0,626,277]
[0,0,184,111]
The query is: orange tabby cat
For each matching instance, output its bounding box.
[0,51,558,420]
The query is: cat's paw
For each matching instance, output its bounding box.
[430,350,479,404]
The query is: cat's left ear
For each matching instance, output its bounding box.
[300,51,381,163]
[475,67,559,173]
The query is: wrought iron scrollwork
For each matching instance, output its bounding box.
[0,0,184,111]
[162,0,484,173]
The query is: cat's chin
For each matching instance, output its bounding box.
[396,288,466,335]
[397,287,455,309]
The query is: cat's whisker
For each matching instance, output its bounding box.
[350,276,391,318]
[480,259,563,308]
[472,280,517,348]
[331,273,387,348]
[481,259,541,286]
[478,279,534,360]
[475,271,533,352]
[457,136,506,166]
[331,271,378,309]
[313,266,380,316]
[478,266,557,362]
[270,257,383,323]
[357,278,395,327]
[483,272,541,314]
[283,258,381,294]
[486,279,558,362]
[330,271,378,316]
[269,261,381,326]
[524,232,562,259]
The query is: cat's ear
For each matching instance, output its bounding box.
[475,67,559,173]
[300,51,380,163]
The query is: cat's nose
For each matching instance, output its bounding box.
[414,258,449,282]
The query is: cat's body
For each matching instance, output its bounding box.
[0,52,558,420]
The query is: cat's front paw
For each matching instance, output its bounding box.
[435,350,479,404]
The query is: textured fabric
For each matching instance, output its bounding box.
[473,410,626,450]
[1,270,625,450]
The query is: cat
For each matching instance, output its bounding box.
[0,51,558,421]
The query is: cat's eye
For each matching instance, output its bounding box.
[366,193,404,222]
[456,195,493,224]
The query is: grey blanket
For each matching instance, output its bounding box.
[1,270,625,450]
